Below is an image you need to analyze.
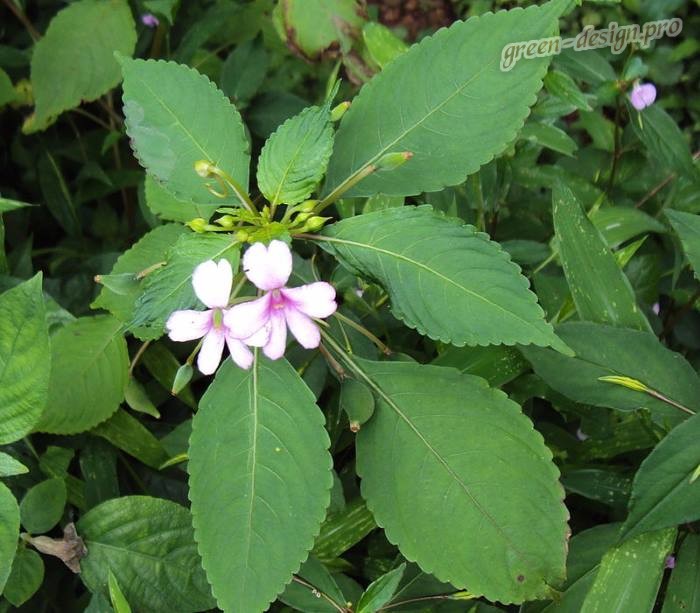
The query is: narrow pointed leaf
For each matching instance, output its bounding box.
[323,0,569,197]
[188,357,333,612]
[353,359,569,603]
[666,209,700,281]
[322,206,566,351]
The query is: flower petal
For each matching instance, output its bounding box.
[225,335,254,370]
[192,259,233,308]
[263,311,287,360]
[223,294,271,339]
[197,328,226,375]
[243,325,270,348]
[630,83,656,111]
[166,309,211,342]
[243,240,292,290]
[285,307,321,349]
[282,282,337,318]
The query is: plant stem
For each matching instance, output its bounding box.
[334,311,391,355]
[635,150,700,209]
[3,0,40,41]
[315,163,377,214]
[291,575,350,613]
[129,341,152,376]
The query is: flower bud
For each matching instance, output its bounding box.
[330,101,351,122]
[376,151,413,170]
[172,364,194,395]
[299,199,318,213]
[216,215,235,229]
[194,160,213,177]
[187,218,208,233]
[303,216,329,232]
[234,229,249,242]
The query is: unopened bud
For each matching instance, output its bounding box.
[187,217,208,233]
[299,199,318,213]
[234,229,249,242]
[172,364,194,395]
[216,215,235,228]
[376,151,413,170]
[330,101,351,122]
[194,160,213,177]
[303,216,329,232]
[598,375,649,393]
[294,212,312,224]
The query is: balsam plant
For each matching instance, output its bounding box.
[0,0,699,612]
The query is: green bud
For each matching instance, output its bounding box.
[234,229,249,242]
[598,375,649,393]
[376,150,413,170]
[216,215,236,229]
[172,364,194,395]
[194,160,213,177]
[299,200,318,213]
[330,101,351,122]
[294,212,312,224]
[187,218,208,233]
[303,216,329,232]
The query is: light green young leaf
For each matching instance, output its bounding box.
[352,359,569,603]
[662,534,700,613]
[3,547,44,607]
[362,22,408,69]
[553,182,649,331]
[0,483,20,594]
[29,0,136,131]
[312,498,376,563]
[120,57,250,205]
[188,357,333,613]
[322,206,567,352]
[0,197,34,214]
[666,209,700,281]
[581,528,676,613]
[130,233,240,338]
[19,478,67,534]
[0,452,28,477]
[36,315,128,434]
[522,322,700,427]
[108,570,132,613]
[93,223,186,334]
[357,563,406,613]
[620,413,700,541]
[257,101,334,206]
[324,0,569,197]
[0,274,50,444]
[77,496,215,612]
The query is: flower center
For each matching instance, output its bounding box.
[271,289,286,310]
[212,308,224,328]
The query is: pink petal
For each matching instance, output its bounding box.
[225,336,254,370]
[263,311,287,360]
[166,309,212,341]
[223,294,271,339]
[630,83,656,111]
[197,328,226,375]
[285,307,321,349]
[282,282,337,318]
[192,259,233,308]
[243,240,292,291]
[243,325,270,348]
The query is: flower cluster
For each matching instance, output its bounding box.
[166,240,337,374]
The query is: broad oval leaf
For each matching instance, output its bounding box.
[77,495,215,612]
[188,357,333,612]
[522,321,700,427]
[29,0,136,131]
[0,274,50,444]
[120,57,250,205]
[36,315,128,434]
[553,182,649,331]
[0,452,28,477]
[19,478,67,534]
[0,482,20,593]
[130,232,240,338]
[323,0,568,197]
[322,206,566,351]
[3,547,44,607]
[257,102,334,206]
[354,359,569,603]
[666,209,700,281]
[620,413,700,541]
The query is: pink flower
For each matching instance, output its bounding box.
[629,82,656,111]
[665,555,676,569]
[224,240,337,360]
[166,259,264,374]
[141,13,159,27]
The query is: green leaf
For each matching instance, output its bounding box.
[257,101,334,206]
[29,0,136,131]
[666,209,700,281]
[38,150,80,235]
[19,478,67,534]
[0,68,15,108]
[3,547,44,607]
[340,378,375,429]
[279,556,348,613]
[0,197,34,214]
[0,483,20,594]
[143,175,220,223]
[108,570,132,613]
[590,206,666,248]
[522,322,700,427]
[323,0,568,197]
[0,452,28,477]
[220,37,268,105]
[188,357,333,612]
[93,223,186,334]
[631,105,699,181]
[553,182,649,331]
[620,413,700,540]
[662,534,700,613]
[357,563,406,613]
[544,70,592,111]
[120,57,250,205]
[312,498,376,563]
[123,377,160,419]
[554,49,615,86]
[322,206,567,351]
[520,121,578,157]
[77,496,215,612]
[581,528,676,613]
[130,232,240,337]
[362,22,408,69]
[352,358,569,603]
[36,315,128,434]
[432,344,528,387]
[0,274,50,444]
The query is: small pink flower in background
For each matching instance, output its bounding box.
[665,555,676,569]
[166,259,264,374]
[629,82,656,111]
[224,240,337,360]
[141,13,159,27]
[576,428,589,442]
